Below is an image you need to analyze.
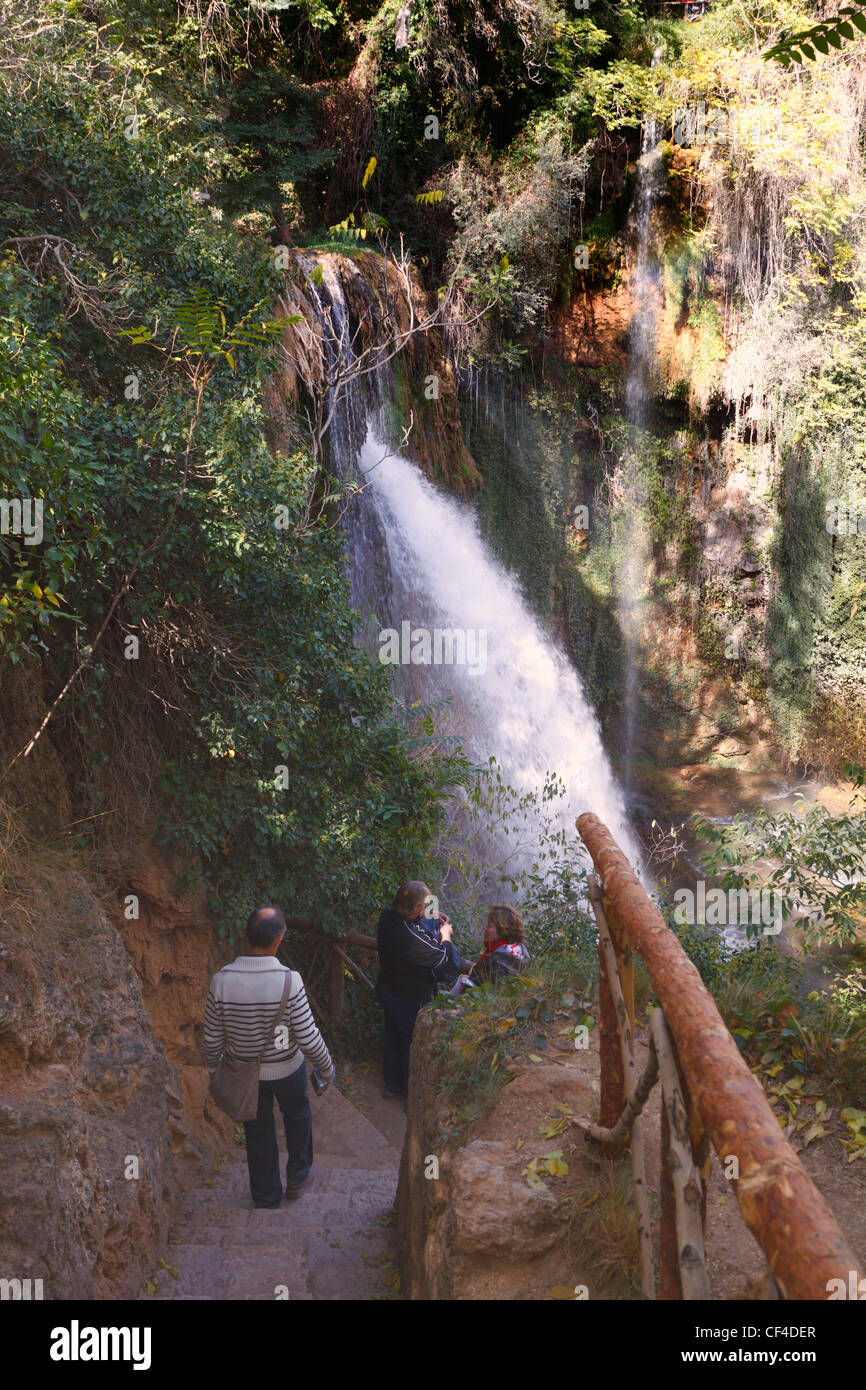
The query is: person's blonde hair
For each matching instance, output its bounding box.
[487,905,524,944]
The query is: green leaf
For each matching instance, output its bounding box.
[801,1122,830,1148]
[540,1117,570,1138]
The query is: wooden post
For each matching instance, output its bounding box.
[659,1104,681,1299]
[332,942,375,993]
[589,874,630,1138]
[588,876,655,1296]
[577,812,863,1300]
[653,1008,711,1299]
[329,942,345,1018]
[687,1077,711,1283]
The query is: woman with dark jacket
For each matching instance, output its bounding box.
[470,905,531,984]
[375,879,462,1100]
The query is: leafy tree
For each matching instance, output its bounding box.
[0,1,466,942]
[765,4,866,64]
[693,769,866,949]
[213,69,336,238]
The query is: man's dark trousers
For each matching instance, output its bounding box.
[243,1066,313,1208]
[376,978,427,1095]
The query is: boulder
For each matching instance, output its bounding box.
[450,1140,564,1259]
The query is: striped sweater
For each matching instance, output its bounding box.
[203,956,333,1081]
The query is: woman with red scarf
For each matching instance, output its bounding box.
[470,905,531,984]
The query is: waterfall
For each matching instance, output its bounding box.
[296,254,644,897]
[358,430,644,872]
[619,95,665,794]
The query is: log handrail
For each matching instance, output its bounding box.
[277,918,377,1017]
[577,812,863,1302]
[283,916,377,952]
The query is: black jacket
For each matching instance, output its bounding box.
[376,909,461,1004]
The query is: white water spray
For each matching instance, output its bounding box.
[357,429,644,873]
[295,251,644,886]
[619,97,665,791]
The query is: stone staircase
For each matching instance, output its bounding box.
[143,1084,403,1301]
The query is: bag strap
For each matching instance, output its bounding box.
[257,970,293,1062]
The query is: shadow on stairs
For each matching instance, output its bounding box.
[143,1084,403,1301]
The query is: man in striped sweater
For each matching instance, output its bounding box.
[204,906,334,1208]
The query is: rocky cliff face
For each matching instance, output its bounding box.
[0,664,233,1299]
[272,250,480,492]
[465,265,798,783]
[397,1010,601,1300]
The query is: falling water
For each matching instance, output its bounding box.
[357,430,644,872]
[619,89,665,795]
[298,255,644,895]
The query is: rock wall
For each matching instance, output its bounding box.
[272,250,480,492]
[0,664,233,1299]
[0,875,174,1299]
[397,1010,600,1300]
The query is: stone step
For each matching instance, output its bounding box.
[145,1255,232,1300]
[148,1084,401,1300]
[221,1242,308,1301]
[309,1085,395,1159]
[314,1148,400,1172]
[189,1165,396,1205]
[206,1148,398,1180]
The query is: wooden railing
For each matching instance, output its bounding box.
[577,812,863,1302]
[276,916,376,1019]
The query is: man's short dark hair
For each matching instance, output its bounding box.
[246,906,286,949]
[392,880,430,915]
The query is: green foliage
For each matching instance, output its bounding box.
[433,760,599,945]
[152,463,467,934]
[0,1,465,940]
[515,856,597,977]
[693,781,866,948]
[765,5,866,65]
[675,924,866,1109]
[121,287,300,370]
[429,960,589,1134]
[796,971,866,1105]
[212,67,335,229]
[762,315,866,761]
[667,910,733,988]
